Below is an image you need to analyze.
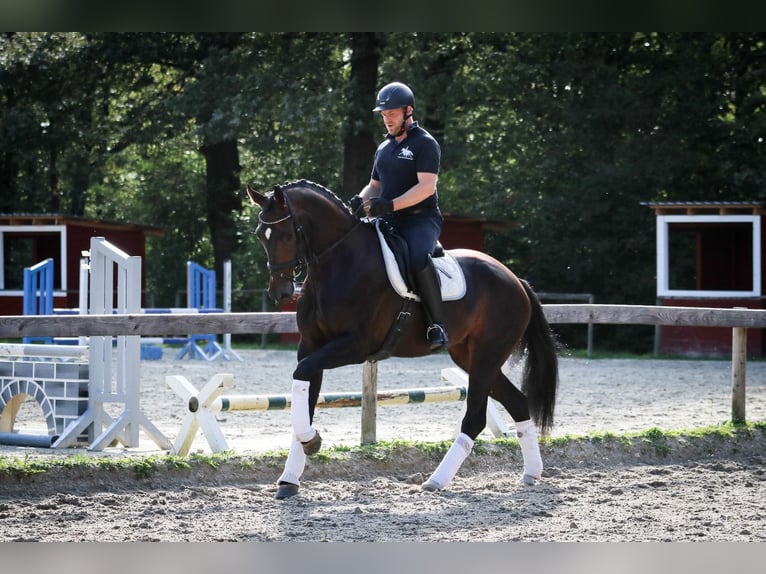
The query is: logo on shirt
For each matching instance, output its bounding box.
[397,146,414,160]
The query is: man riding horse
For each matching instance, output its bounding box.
[350,81,448,353]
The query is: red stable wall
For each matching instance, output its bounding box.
[63,226,148,309]
[659,298,765,357]
[0,218,157,317]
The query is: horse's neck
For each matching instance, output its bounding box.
[304,223,379,296]
[298,202,357,256]
[308,217,374,267]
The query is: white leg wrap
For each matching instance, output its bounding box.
[516,419,543,482]
[422,433,474,491]
[277,436,307,486]
[290,379,316,443]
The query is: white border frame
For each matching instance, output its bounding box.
[656,214,761,298]
[0,225,68,295]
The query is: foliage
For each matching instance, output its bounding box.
[2,33,764,350]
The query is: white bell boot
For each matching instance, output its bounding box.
[278,436,307,487]
[516,419,543,485]
[422,433,474,491]
[290,379,317,443]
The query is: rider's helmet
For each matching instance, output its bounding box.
[372,82,415,112]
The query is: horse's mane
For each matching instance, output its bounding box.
[274,179,352,217]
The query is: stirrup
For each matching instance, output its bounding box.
[426,324,448,352]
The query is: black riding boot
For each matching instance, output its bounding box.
[414,257,449,353]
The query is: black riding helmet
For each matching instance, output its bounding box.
[373,82,415,137]
[372,82,415,112]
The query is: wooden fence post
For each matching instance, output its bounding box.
[731,326,747,423]
[361,360,377,444]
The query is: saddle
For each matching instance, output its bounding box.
[373,219,466,302]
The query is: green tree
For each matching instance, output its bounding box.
[3,33,764,351]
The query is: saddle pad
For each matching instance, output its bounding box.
[374,220,467,302]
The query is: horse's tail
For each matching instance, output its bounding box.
[519,279,560,434]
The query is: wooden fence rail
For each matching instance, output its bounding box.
[1,305,764,338]
[543,304,766,328]
[1,304,763,431]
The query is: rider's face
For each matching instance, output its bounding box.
[380,107,409,135]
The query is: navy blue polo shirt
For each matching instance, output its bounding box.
[371,122,441,212]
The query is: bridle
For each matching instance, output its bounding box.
[258,196,307,282]
[258,189,362,282]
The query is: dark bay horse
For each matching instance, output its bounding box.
[246,179,559,499]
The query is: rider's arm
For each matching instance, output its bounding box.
[359,179,380,201]
[391,172,438,211]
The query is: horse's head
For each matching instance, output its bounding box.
[247,183,301,303]
[247,179,360,303]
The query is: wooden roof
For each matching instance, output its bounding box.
[643,201,765,216]
[0,214,167,236]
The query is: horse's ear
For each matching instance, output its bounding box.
[273,186,286,207]
[245,184,267,207]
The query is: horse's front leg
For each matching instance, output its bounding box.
[275,367,324,500]
[291,333,365,453]
[275,334,365,500]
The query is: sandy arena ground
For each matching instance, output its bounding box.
[1,348,765,542]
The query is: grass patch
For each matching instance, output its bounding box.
[485,421,763,457]
[0,422,763,479]
[636,427,671,457]
[0,454,49,478]
[355,439,414,461]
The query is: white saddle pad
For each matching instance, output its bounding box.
[374,220,466,302]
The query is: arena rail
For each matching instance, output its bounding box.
[1,304,764,336]
[0,304,763,437]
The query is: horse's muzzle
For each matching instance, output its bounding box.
[268,277,295,303]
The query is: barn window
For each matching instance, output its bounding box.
[0,226,67,293]
[656,214,761,298]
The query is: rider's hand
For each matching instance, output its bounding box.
[349,195,363,214]
[368,197,394,217]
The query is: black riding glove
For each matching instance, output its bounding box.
[369,197,394,217]
[349,195,363,214]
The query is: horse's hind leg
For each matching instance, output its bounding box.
[422,366,491,492]
[421,432,475,492]
[489,372,543,485]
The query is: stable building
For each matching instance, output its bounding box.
[646,201,765,357]
[0,214,164,316]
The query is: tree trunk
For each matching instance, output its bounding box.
[0,149,17,213]
[342,33,382,198]
[200,138,242,282]
[0,84,18,213]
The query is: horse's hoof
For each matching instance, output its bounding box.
[521,474,537,486]
[301,431,322,456]
[275,482,300,500]
[421,479,442,492]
